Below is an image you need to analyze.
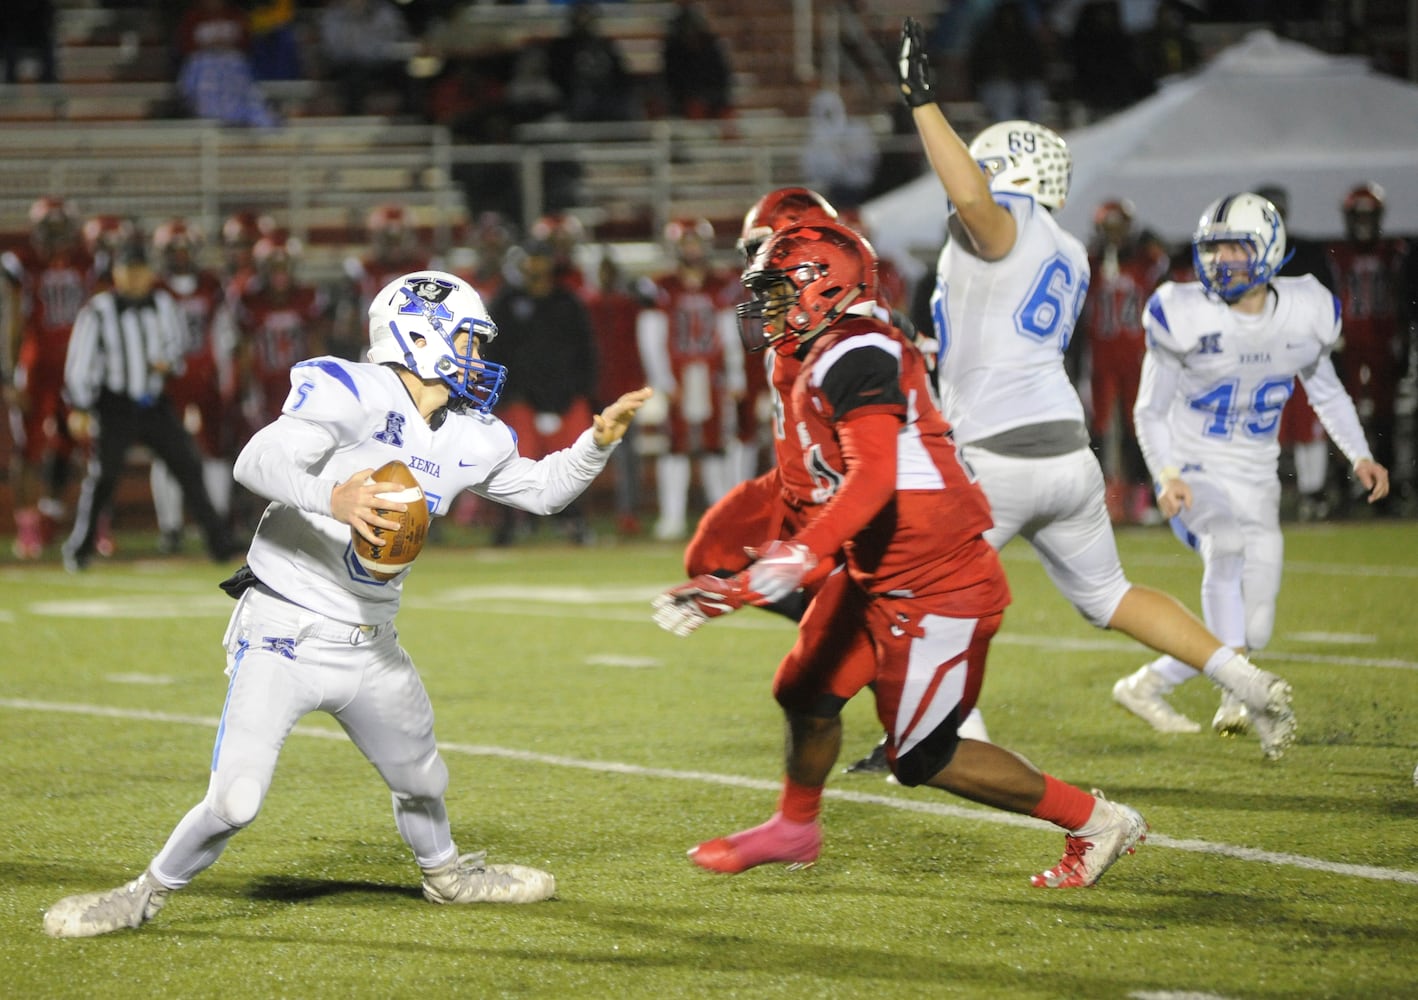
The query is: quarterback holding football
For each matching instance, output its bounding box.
[44,271,651,937]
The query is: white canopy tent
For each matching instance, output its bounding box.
[864,30,1418,270]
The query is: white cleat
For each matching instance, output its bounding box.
[1246,678,1296,761]
[43,872,170,938]
[1212,692,1252,737]
[1032,791,1148,889]
[1112,667,1202,734]
[421,851,556,904]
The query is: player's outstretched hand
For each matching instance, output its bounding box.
[898,17,935,109]
[652,573,751,637]
[332,468,406,547]
[594,386,654,446]
[1354,458,1390,502]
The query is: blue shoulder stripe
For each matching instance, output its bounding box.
[1330,292,1342,324]
[1146,294,1170,335]
[295,358,361,400]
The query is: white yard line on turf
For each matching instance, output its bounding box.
[4,697,1416,887]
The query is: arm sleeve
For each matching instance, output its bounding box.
[1133,342,1182,482]
[792,411,899,562]
[474,427,616,515]
[232,414,342,516]
[1299,354,1373,467]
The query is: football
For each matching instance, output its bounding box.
[351,460,430,581]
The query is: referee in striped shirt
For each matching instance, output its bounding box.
[60,237,237,571]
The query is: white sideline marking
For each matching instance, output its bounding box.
[4,697,1417,887]
[1286,631,1375,644]
[584,654,662,669]
[105,674,176,686]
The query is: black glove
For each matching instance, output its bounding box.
[898,17,935,109]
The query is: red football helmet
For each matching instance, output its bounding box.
[1093,198,1135,230]
[253,230,302,286]
[1342,183,1385,243]
[738,187,838,262]
[152,218,203,273]
[1342,182,1384,216]
[665,217,714,266]
[736,220,878,354]
[221,210,275,249]
[29,196,79,254]
[82,214,134,256]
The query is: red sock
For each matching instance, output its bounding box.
[1030,774,1097,832]
[777,777,823,824]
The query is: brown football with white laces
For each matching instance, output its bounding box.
[351,460,430,580]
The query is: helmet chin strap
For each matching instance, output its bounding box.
[799,284,863,340]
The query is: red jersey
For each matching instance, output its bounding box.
[1082,242,1169,367]
[1326,237,1409,405]
[776,315,1006,612]
[3,244,93,345]
[236,282,328,427]
[648,268,738,373]
[584,285,645,403]
[164,269,238,454]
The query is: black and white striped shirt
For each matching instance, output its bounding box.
[64,289,186,409]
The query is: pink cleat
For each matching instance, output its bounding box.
[689,812,822,874]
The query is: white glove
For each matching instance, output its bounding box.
[746,541,817,605]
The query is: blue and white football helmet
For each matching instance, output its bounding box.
[367,271,506,414]
[967,120,1072,210]
[1192,193,1294,303]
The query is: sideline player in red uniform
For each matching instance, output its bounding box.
[1325,183,1410,514]
[654,220,1148,889]
[150,218,240,552]
[1079,199,1170,524]
[636,217,745,539]
[2,196,94,557]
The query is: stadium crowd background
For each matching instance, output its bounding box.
[1,0,1414,558]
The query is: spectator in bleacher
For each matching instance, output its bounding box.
[800,90,880,211]
[661,1,732,120]
[175,0,280,128]
[968,0,1051,125]
[1069,0,1153,123]
[546,1,640,123]
[246,0,304,83]
[485,239,599,545]
[2,196,94,559]
[1137,0,1201,85]
[1,0,58,84]
[318,0,414,117]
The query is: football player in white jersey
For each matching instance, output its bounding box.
[896,17,1296,758]
[1121,193,1388,733]
[43,271,652,938]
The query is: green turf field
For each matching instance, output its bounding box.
[2,521,1415,999]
